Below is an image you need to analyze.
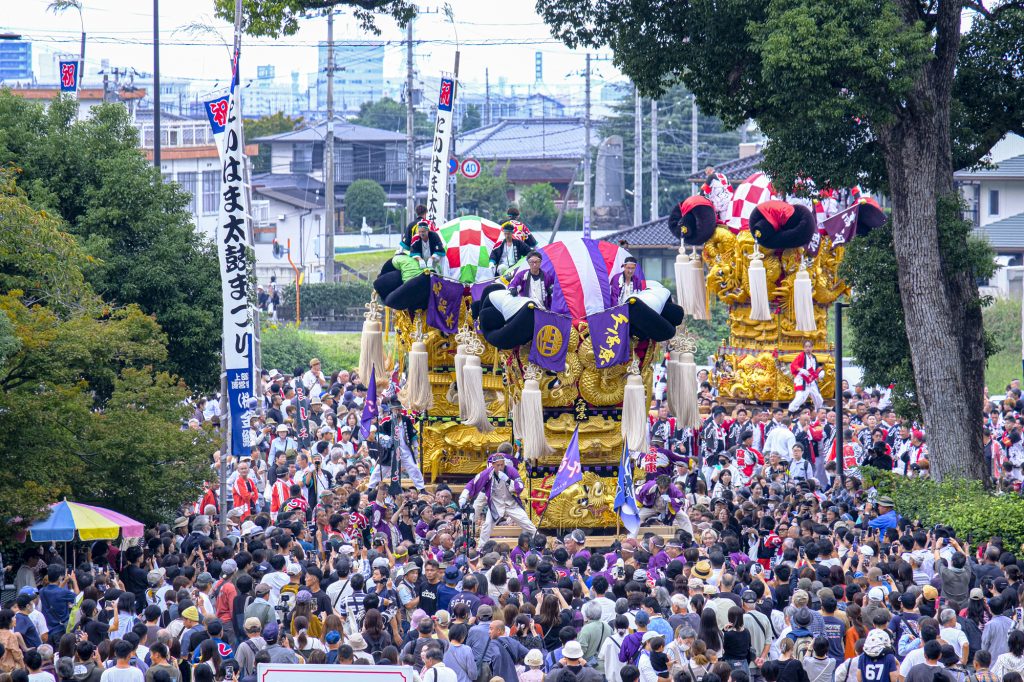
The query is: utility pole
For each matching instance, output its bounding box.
[324,9,336,282]
[691,94,699,194]
[582,53,591,238]
[405,18,415,222]
[152,0,161,168]
[484,67,490,126]
[448,51,460,219]
[633,86,642,226]
[650,99,659,219]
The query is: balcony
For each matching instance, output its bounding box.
[137,120,217,149]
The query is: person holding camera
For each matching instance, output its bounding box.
[458,445,536,545]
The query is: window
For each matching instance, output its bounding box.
[254,225,277,244]
[989,189,1000,216]
[177,172,198,215]
[292,143,313,173]
[202,170,219,215]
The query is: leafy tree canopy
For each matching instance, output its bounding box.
[245,112,303,173]
[0,92,222,390]
[214,0,416,39]
[457,162,512,221]
[345,178,387,227]
[517,183,559,230]
[350,97,432,140]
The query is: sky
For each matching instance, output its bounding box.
[4,0,625,104]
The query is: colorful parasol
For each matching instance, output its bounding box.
[28,501,144,542]
[437,215,503,283]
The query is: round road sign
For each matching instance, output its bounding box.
[460,158,481,179]
[448,158,458,175]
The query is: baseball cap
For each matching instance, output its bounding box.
[324,631,341,645]
[147,569,166,586]
[868,586,886,602]
[255,583,271,596]
[641,631,661,644]
[195,572,213,587]
[286,564,303,576]
[860,545,875,557]
[244,617,262,633]
[633,569,648,583]
[922,585,939,601]
[17,586,38,597]
[970,588,984,601]
[741,590,757,604]
[262,622,280,641]
[476,605,493,621]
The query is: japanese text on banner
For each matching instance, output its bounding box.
[425,77,455,225]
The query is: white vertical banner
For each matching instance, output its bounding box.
[217,82,257,457]
[425,75,456,225]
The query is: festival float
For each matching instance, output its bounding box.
[370,216,684,529]
[667,172,886,404]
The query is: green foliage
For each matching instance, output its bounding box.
[214,0,416,39]
[245,112,303,173]
[462,104,482,132]
[0,91,221,391]
[983,298,1023,394]
[457,161,512,221]
[598,84,743,220]
[350,97,432,140]
[276,281,374,320]
[261,324,360,376]
[0,177,208,537]
[839,223,918,418]
[344,179,387,227]
[864,468,1024,547]
[689,300,730,367]
[517,183,559,230]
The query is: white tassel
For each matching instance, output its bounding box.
[678,352,700,429]
[453,343,469,420]
[461,354,494,433]
[510,397,523,442]
[748,251,772,321]
[793,267,817,331]
[667,352,684,417]
[674,247,691,316]
[686,253,709,321]
[521,378,552,462]
[621,373,649,452]
[405,341,434,411]
[358,319,384,387]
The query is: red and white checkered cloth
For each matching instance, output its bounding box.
[728,172,778,230]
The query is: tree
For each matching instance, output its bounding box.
[0,173,208,535]
[536,0,1024,480]
[457,162,512,221]
[518,183,559,230]
[214,0,415,39]
[344,178,387,227]
[351,97,432,141]
[245,111,303,173]
[0,92,222,391]
[598,83,743,221]
[462,103,482,132]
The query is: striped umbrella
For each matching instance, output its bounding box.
[509,238,641,322]
[28,501,144,542]
[437,215,504,283]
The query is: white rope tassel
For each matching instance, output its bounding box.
[621,373,649,452]
[674,246,692,316]
[405,341,434,411]
[687,252,709,321]
[665,350,683,419]
[510,397,523,442]
[521,378,553,462]
[461,354,494,433]
[748,251,772,321]
[452,343,469,420]
[679,352,700,429]
[358,319,384,387]
[793,267,817,331]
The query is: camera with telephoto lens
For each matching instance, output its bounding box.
[274,592,292,622]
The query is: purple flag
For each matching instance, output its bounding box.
[528,309,571,373]
[588,304,631,369]
[549,426,582,500]
[822,203,860,248]
[427,275,463,334]
[804,229,823,258]
[360,367,377,439]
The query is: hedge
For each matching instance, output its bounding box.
[260,323,361,376]
[863,468,1024,547]
[276,282,373,320]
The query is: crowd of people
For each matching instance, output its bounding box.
[4,351,1024,682]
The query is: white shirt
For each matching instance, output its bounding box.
[940,626,969,660]
[27,609,49,640]
[421,663,458,682]
[302,369,325,392]
[764,426,796,460]
[99,668,144,682]
[260,571,290,606]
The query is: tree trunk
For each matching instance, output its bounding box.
[878,23,987,481]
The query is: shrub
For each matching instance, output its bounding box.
[863,468,1024,547]
[276,282,373,321]
[260,324,360,376]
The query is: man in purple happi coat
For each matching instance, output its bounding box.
[610,256,646,305]
[635,475,689,536]
[640,435,689,482]
[458,444,537,545]
[507,251,554,309]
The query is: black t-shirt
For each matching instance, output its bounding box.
[84,617,109,645]
[310,589,332,619]
[122,564,150,608]
[418,579,440,615]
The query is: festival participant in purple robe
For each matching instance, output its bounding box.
[640,435,690,481]
[610,257,646,305]
[635,475,691,536]
[458,445,537,544]
[507,251,554,309]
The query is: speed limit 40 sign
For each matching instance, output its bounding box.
[460,158,481,179]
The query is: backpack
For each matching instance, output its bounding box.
[365,633,387,663]
[792,635,814,661]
